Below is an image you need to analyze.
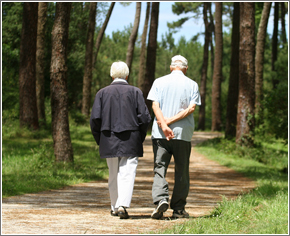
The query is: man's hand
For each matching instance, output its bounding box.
[161,123,175,141]
[152,101,174,140]
[162,127,175,141]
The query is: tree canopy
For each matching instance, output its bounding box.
[2,2,288,146]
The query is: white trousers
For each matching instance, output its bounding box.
[106,156,138,212]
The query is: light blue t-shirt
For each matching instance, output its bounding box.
[147,70,201,142]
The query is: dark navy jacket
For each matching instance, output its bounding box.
[90,81,151,158]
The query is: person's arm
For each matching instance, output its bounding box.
[137,90,152,142]
[90,93,102,145]
[152,101,175,141]
[156,103,196,128]
[167,103,196,125]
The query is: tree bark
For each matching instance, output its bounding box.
[36,2,48,125]
[198,2,210,130]
[255,2,271,122]
[143,2,159,112]
[80,3,90,43]
[225,2,240,139]
[50,2,74,162]
[271,2,279,88]
[211,2,223,131]
[93,2,115,67]
[209,3,214,80]
[81,2,97,117]
[19,2,39,130]
[236,2,255,146]
[280,2,287,46]
[138,2,151,90]
[126,2,141,82]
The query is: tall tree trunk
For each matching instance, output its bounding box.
[80,3,90,43]
[36,2,48,125]
[280,2,287,46]
[138,2,151,90]
[271,2,279,88]
[198,2,210,130]
[93,2,115,67]
[143,2,159,112]
[255,2,272,123]
[211,2,223,131]
[236,2,255,146]
[209,3,214,80]
[126,2,141,83]
[19,2,39,130]
[225,2,240,139]
[50,2,74,162]
[81,2,97,117]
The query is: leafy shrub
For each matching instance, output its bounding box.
[198,137,288,171]
[261,46,288,143]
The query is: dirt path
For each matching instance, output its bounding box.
[2,132,256,234]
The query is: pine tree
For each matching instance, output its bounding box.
[36,2,48,125]
[236,2,255,146]
[19,2,39,130]
[81,2,97,117]
[50,2,74,162]
[211,2,223,131]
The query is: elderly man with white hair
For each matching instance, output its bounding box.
[147,55,201,219]
[90,61,151,219]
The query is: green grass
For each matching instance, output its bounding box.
[2,119,108,198]
[154,137,288,234]
[2,117,288,234]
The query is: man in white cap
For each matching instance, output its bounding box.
[147,55,201,219]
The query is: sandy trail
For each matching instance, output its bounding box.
[2,132,256,234]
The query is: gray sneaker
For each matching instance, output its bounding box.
[172,209,189,218]
[151,199,169,219]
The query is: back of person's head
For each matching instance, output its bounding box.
[171,55,188,69]
[110,61,129,79]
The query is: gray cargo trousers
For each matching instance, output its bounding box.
[152,139,191,211]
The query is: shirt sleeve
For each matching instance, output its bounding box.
[190,82,202,106]
[90,92,102,145]
[147,80,159,103]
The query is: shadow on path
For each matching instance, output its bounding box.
[2,132,256,234]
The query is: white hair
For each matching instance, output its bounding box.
[171,55,188,69]
[110,61,129,79]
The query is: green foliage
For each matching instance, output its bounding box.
[168,2,203,34]
[197,137,288,171]
[2,2,23,48]
[2,56,19,111]
[119,2,131,7]
[2,2,288,139]
[161,31,175,51]
[261,46,288,143]
[221,3,234,28]
[93,26,133,91]
[167,17,190,31]
[2,119,107,198]
[66,3,89,109]
[2,3,23,111]
[69,108,88,125]
[255,2,265,33]
[172,2,202,15]
[95,2,110,26]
